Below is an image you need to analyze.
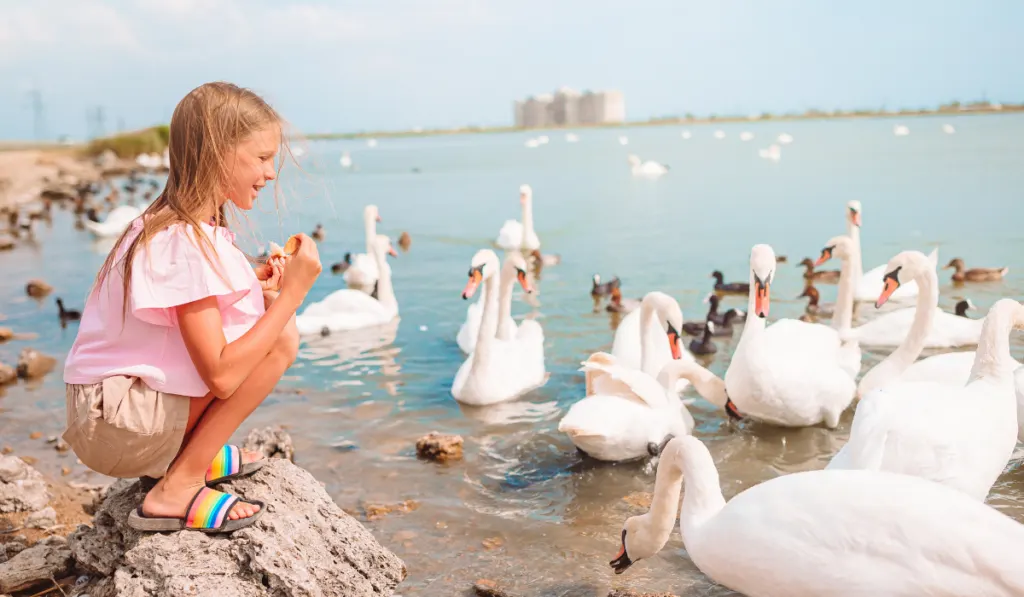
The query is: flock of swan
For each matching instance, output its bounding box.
[290,183,1024,595]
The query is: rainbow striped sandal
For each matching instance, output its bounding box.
[127,486,265,533]
[139,445,265,490]
[205,444,266,485]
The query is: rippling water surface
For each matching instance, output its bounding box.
[3,113,1024,596]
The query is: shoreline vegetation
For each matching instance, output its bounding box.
[1,100,1021,152]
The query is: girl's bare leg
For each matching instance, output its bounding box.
[141,340,296,522]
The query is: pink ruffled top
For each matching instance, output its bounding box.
[63,218,265,397]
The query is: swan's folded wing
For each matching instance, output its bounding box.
[580,353,667,409]
[844,383,966,480]
[495,220,523,249]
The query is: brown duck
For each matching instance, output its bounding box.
[798,284,833,319]
[944,258,1008,283]
[798,258,840,284]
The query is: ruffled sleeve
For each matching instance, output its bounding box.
[129,222,257,327]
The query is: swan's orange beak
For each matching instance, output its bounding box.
[462,268,483,300]
[754,278,770,318]
[814,247,833,267]
[849,209,861,227]
[516,268,532,293]
[388,245,398,258]
[609,537,633,574]
[876,271,900,308]
[376,214,382,222]
[666,324,682,359]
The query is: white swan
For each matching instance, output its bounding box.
[894,124,910,136]
[611,435,1024,596]
[846,250,988,396]
[830,248,982,348]
[295,235,398,335]
[558,351,695,462]
[340,151,352,168]
[827,298,1024,502]
[611,292,694,391]
[845,200,937,302]
[627,155,669,177]
[455,251,523,353]
[494,185,540,252]
[343,205,391,292]
[451,250,546,405]
[84,205,143,238]
[722,244,856,427]
[758,144,781,161]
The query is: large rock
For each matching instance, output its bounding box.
[0,536,73,593]
[16,348,55,379]
[242,426,295,462]
[69,459,406,597]
[0,455,50,513]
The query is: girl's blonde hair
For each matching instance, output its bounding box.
[96,82,285,320]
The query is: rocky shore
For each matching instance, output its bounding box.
[0,427,407,597]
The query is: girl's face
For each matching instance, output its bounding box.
[224,124,281,211]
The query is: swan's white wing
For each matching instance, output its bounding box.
[495,219,523,250]
[833,383,970,483]
[765,318,840,352]
[580,352,668,409]
[900,351,974,386]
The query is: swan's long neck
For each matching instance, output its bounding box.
[521,197,535,247]
[847,219,863,286]
[364,213,377,254]
[496,262,516,341]
[471,271,500,372]
[372,244,397,310]
[639,438,725,555]
[858,265,938,395]
[968,306,1018,383]
[735,267,766,355]
[832,249,858,332]
[660,361,727,409]
[639,299,659,377]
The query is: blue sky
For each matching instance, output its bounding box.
[1,0,1022,140]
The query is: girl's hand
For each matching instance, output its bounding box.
[256,259,285,292]
[281,234,322,302]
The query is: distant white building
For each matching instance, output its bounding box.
[514,87,624,128]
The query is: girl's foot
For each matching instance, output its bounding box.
[141,476,261,522]
[139,445,266,490]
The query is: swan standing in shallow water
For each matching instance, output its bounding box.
[559,303,694,462]
[296,235,398,335]
[610,435,1024,596]
[495,185,540,252]
[456,249,523,353]
[451,250,545,405]
[827,297,1024,502]
[627,155,669,177]
[722,244,857,427]
[343,205,391,292]
[611,292,694,391]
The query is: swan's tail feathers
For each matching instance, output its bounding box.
[1001,267,1010,276]
[927,246,939,267]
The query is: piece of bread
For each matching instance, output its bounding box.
[267,235,301,259]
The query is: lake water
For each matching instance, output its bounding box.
[2,112,1024,596]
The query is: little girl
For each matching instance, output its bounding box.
[63,82,322,533]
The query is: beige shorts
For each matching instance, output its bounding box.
[63,376,190,479]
